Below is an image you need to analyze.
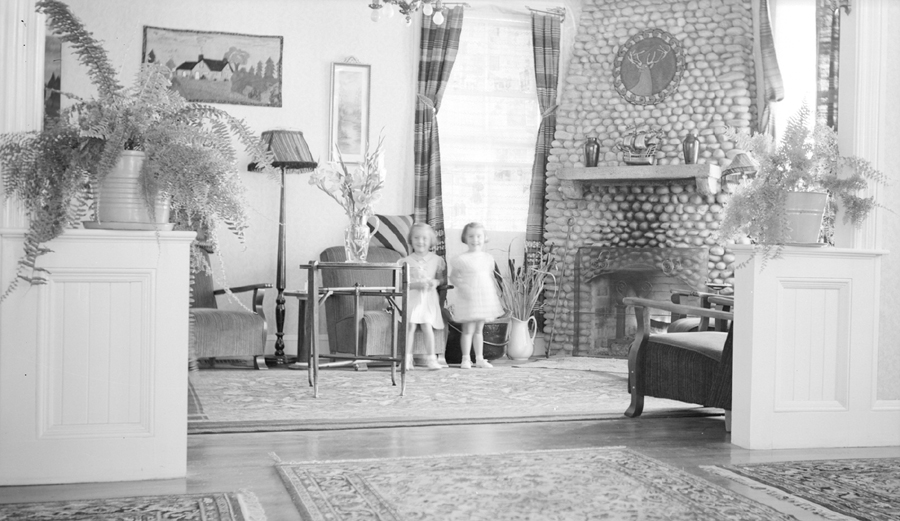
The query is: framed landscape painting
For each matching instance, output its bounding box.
[142,26,283,107]
[329,62,371,163]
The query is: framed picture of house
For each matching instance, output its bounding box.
[329,62,371,163]
[142,26,283,107]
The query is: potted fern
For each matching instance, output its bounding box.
[0,0,275,300]
[718,105,887,266]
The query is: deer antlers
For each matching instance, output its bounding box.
[627,44,670,70]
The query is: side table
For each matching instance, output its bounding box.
[298,260,411,397]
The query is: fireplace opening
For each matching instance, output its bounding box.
[573,246,709,357]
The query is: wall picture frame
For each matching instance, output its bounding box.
[142,26,283,107]
[329,62,371,163]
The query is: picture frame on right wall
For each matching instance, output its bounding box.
[329,62,371,164]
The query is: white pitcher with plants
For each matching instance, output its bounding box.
[498,243,557,361]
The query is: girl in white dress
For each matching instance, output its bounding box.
[399,223,445,371]
[449,222,504,369]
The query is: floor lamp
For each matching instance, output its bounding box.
[251,130,317,364]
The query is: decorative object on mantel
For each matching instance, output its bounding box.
[310,134,387,263]
[367,0,469,25]
[616,126,660,165]
[613,28,685,105]
[249,130,317,363]
[681,130,700,164]
[718,105,887,267]
[0,0,274,301]
[583,137,600,167]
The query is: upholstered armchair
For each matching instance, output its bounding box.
[189,253,272,370]
[319,245,447,363]
[622,296,734,428]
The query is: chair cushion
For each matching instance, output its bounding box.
[648,331,728,362]
[332,310,446,357]
[367,214,413,255]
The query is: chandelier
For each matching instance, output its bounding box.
[368,0,446,26]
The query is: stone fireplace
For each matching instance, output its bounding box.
[539,0,752,356]
[574,246,708,357]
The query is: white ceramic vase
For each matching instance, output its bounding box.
[506,316,537,361]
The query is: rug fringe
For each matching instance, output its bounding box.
[236,489,267,521]
[700,466,857,521]
[268,452,283,464]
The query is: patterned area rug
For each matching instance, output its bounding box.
[275,447,794,521]
[188,364,715,433]
[0,490,265,520]
[704,458,900,521]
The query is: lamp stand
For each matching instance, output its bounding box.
[274,166,287,362]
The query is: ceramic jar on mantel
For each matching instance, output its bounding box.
[584,137,600,167]
[681,131,700,164]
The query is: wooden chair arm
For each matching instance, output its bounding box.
[213,283,272,316]
[625,297,734,323]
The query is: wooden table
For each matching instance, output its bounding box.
[297,260,411,397]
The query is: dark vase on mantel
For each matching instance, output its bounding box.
[682,131,700,164]
[584,137,600,167]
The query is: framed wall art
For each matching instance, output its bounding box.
[613,28,685,106]
[142,26,283,107]
[329,61,371,163]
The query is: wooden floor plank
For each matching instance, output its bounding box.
[1,415,898,520]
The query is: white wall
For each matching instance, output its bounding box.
[62,0,419,353]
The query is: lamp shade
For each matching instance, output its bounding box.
[722,151,758,177]
[254,129,317,171]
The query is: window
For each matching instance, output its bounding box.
[770,0,817,137]
[440,11,540,238]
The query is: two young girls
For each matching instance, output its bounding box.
[401,221,503,370]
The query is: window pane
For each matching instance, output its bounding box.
[440,14,540,233]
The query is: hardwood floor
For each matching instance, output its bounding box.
[1,413,898,519]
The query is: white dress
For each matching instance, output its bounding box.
[449,251,504,322]
[400,252,445,328]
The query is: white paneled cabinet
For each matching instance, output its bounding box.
[731,245,897,450]
[0,229,195,485]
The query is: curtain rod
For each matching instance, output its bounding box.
[526,6,566,21]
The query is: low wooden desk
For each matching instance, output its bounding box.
[298,260,410,397]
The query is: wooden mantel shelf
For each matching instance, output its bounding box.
[557,164,721,197]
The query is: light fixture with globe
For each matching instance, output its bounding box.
[368,0,447,25]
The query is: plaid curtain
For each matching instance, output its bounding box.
[756,0,784,134]
[816,0,844,130]
[414,6,464,259]
[526,13,561,269]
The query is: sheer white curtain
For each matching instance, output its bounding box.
[439,9,540,265]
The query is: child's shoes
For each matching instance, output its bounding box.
[475,358,493,369]
[459,359,472,369]
[424,355,442,371]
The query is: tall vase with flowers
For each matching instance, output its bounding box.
[309,136,386,262]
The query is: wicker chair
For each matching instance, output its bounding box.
[189,253,271,370]
[319,245,446,362]
[622,296,734,428]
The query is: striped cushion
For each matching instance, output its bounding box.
[367,214,413,255]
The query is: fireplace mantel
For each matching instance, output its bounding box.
[557,164,721,198]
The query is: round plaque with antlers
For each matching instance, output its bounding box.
[614,28,685,105]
